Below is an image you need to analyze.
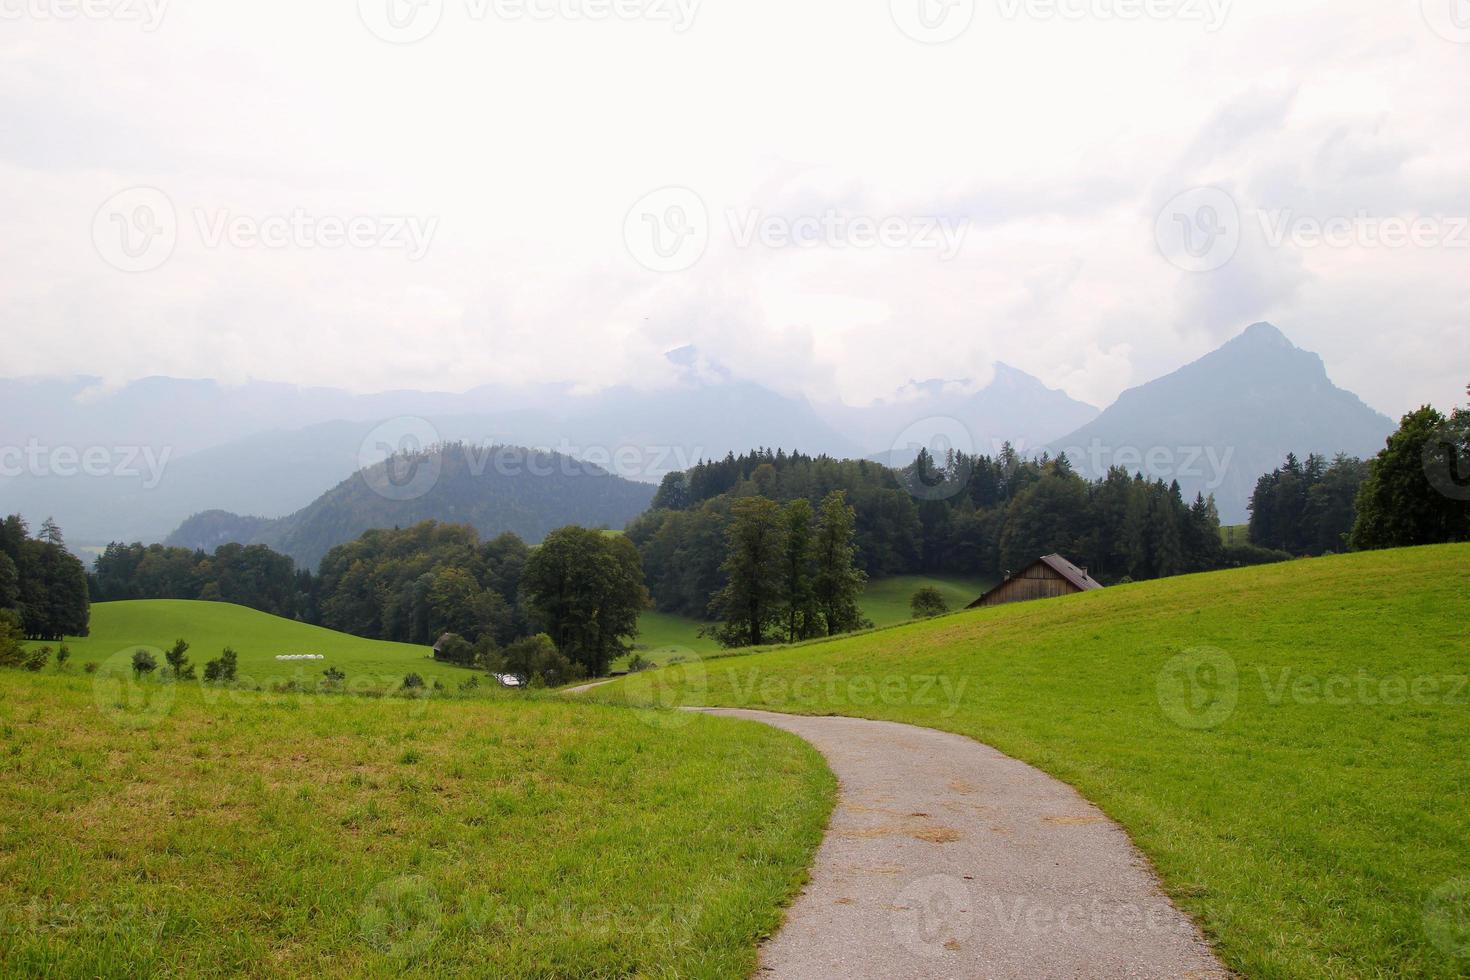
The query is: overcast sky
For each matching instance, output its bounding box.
[3,0,1466,417]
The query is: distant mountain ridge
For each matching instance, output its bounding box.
[166,444,657,570]
[832,362,1100,464]
[1049,322,1395,523]
[3,327,1396,543]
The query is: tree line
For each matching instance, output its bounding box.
[1249,387,1469,555]
[91,541,309,619]
[630,447,1246,620]
[1,515,89,641]
[89,519,648,682]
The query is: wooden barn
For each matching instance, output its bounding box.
[967,554,1104,609]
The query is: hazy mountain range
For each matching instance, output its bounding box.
[166,445,657,570]
[0,323,1397,547]
[1048,323,1395,522]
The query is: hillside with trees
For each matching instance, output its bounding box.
[167,442,656,570]
[630,447,1237,621]
[0,515,89,641]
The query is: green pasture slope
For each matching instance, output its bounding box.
[608,544,1470,978]
[26,600,464,686]
[0,675,833,977]
[624,574,998,667]
[857,573,995,625]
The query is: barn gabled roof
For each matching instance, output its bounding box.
[1033,553,1104,592]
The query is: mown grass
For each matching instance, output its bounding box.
[26,600,465,687]
[856,573,996,626]
[0,672,833,978]
[605,544,1470,979]
[621,575,997,670]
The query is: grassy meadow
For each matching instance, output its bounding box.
[0,673,833,978]
[619,574,997,669]
[607,544,1470,978]
[24,600,467,687]
[856,573,994,626]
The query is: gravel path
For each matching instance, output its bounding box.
[698,709,1229,980]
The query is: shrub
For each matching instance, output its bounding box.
[1222,544,1294,568]
[25,646,51,672]
[0,611,25,669]
[165,639,196,681]
[203,648,239,684]
[322,666,346,684]
[83,662,99,674]
[433,634,476,667]
[910,586,950,619]
[402,673,426,691]
[132,649,158,677]
[55,645,71,670]
[458,676,480,692]
[626,654,653,673]
[494,634,583,688]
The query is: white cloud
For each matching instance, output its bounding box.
[0,0,1465,419]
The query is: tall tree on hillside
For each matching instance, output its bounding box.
[780,499,819,643]
[1352,400,1470,550]
[709,497,787,648]
[521,526,648,677]
[811,491,868,637]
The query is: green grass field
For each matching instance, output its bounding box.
[620,575,997,669]
[26,600,466,688]
[1220,523,1250,546]
[856,573,995,626]
[606,544,1470,978]
[0,674,833,977]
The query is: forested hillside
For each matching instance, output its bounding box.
[167,443,656,569]
[629,447,1244,619]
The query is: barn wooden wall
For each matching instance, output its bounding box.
[976,567,1080,607]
